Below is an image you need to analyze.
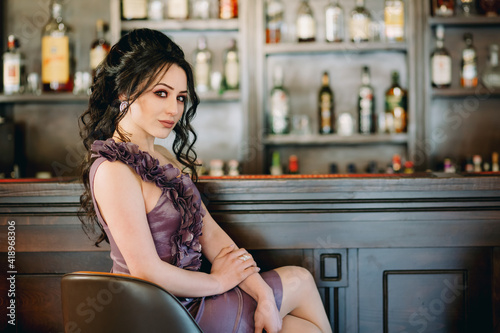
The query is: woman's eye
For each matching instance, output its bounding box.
[177,95,186,103]
[155,90,167,98]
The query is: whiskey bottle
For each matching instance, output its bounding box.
[385,71,407,133]
[349,0,371,43]
[90,20,110,78]
[296,0,316,42]
[42,0,73,92]
[460,33,478,88]
[269,66,290,135]
[266,0,285,44]
[482,44,500,89]
[192,0,211,19]
[432,0,455,16]
[193,36,212,93]
[219,0,238,19]
[167,0,189,20]
[121,0,147,20]
[3,35,24,95]
[431,25,452,88]
[325,0,344,43]
[318,71,335,134]
[358,66,376,134]
[223,39,239,90]
[384,0,405,42]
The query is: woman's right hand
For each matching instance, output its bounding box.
[210,244,260,294]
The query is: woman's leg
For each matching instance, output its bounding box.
[274,266,332,333]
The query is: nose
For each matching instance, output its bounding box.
[165,96,179,116]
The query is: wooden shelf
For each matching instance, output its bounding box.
[431,87,500,98]
[0,93,89,104]
[121,18,239,31]
[264,133,408,146]
[264,42,408,56]
[428,15,500,26]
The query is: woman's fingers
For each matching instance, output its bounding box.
[215,244,235,259]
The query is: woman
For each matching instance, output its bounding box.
[79,28,331,333]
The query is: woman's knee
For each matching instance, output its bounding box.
[276,266,316,293]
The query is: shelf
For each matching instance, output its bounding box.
[264,133,408,146]
[121,18,239,32]
[0,93,89,104]
[431,87,500,98]
[198,90,240,102]
[428,15,500,26]
[264,42,408,56]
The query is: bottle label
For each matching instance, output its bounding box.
[297,15,316,40]
[384,2,404,40]
[168,0,188,19]
[432,55,452,85]
[359,87,373,133]
[90,46,108,70]
[195,62,210,91]
[320,93,332,133]
[122,0,147,19]
[224,54,239,89]
[42,36,69,84]
[3,56,21,94]
[270,90,289,134]
[325,7,343,42]
[349,16,370,41]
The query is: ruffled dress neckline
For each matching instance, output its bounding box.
[91,138,204,271]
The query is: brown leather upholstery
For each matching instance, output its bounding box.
[61,271,203,333]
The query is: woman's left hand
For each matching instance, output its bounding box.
[254,296,282,333]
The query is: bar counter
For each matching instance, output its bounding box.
[1,173,499,332]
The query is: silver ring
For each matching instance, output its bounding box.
[239,254,250,262]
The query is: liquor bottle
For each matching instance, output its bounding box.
[219,0,238,19]
[193,36,212,93]
[385,71,407,133]
[121,0,147,20]
[148,0,164,20]
[266,0,285,44]
[460,33,478,88]
[349,0,371,43]
[492,152,499,172]
[288,155,299,174]
[270,151,283,175]
[192,0,211,19]
[3,35,24,95]
[318,71,335,134]
[482,44,500,89]
[296,0,316,42]
[90,20,110,78]
[479,0,500,16]
[358,66,376,134]
[42,0,73,92]
[432,0,455,16]
[167,0,189,20]
[431,25,452,88]
[223,39,239,90]
[384,0,405,42]
[269,66,290,134]
[325,0,344,43]
[460,0,474,15]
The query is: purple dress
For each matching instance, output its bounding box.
[89,139,282,333]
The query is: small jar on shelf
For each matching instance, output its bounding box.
[482,44,500,89]
[432,0,455,17]
[219,0,238,19]
[121,0,148,20]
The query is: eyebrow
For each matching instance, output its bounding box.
[155,82,188,94]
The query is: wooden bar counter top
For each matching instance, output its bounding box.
[1,173,499,332]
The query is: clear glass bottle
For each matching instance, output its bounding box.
[431,25,452,88]
[349,0,371,43]
[318,71,335,134]
[325,0,344,43]
[148,0,164,20]
[385,71,407,133]
[460,33,478,88]
[358,66,376,134]
[296,0,316,43]
[121,0,148,20]
[219,0,238,19]
[482,44,500,89]
[90,20,110,78]
[193,36,212,93]
[460,0,474,15]
[167,0,189,19]
[269,66,290,135]
[384,0,405,42]
[223,39,239,90]
[266,0,285,44]
[192,0,211,19]
[42,0,73,92]
[432,0,455,16]
[3,35,24,95]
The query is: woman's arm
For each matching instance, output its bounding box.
[93,160,258,298]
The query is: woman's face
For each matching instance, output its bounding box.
[125,64,188,140]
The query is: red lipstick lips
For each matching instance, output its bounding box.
[159,120,175,128]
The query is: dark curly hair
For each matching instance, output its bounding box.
[79,28,200,246]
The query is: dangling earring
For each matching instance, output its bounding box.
[119,101,128,113]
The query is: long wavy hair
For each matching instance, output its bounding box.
[79,28,200,246]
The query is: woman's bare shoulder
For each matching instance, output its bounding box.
[93,160,141,194]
